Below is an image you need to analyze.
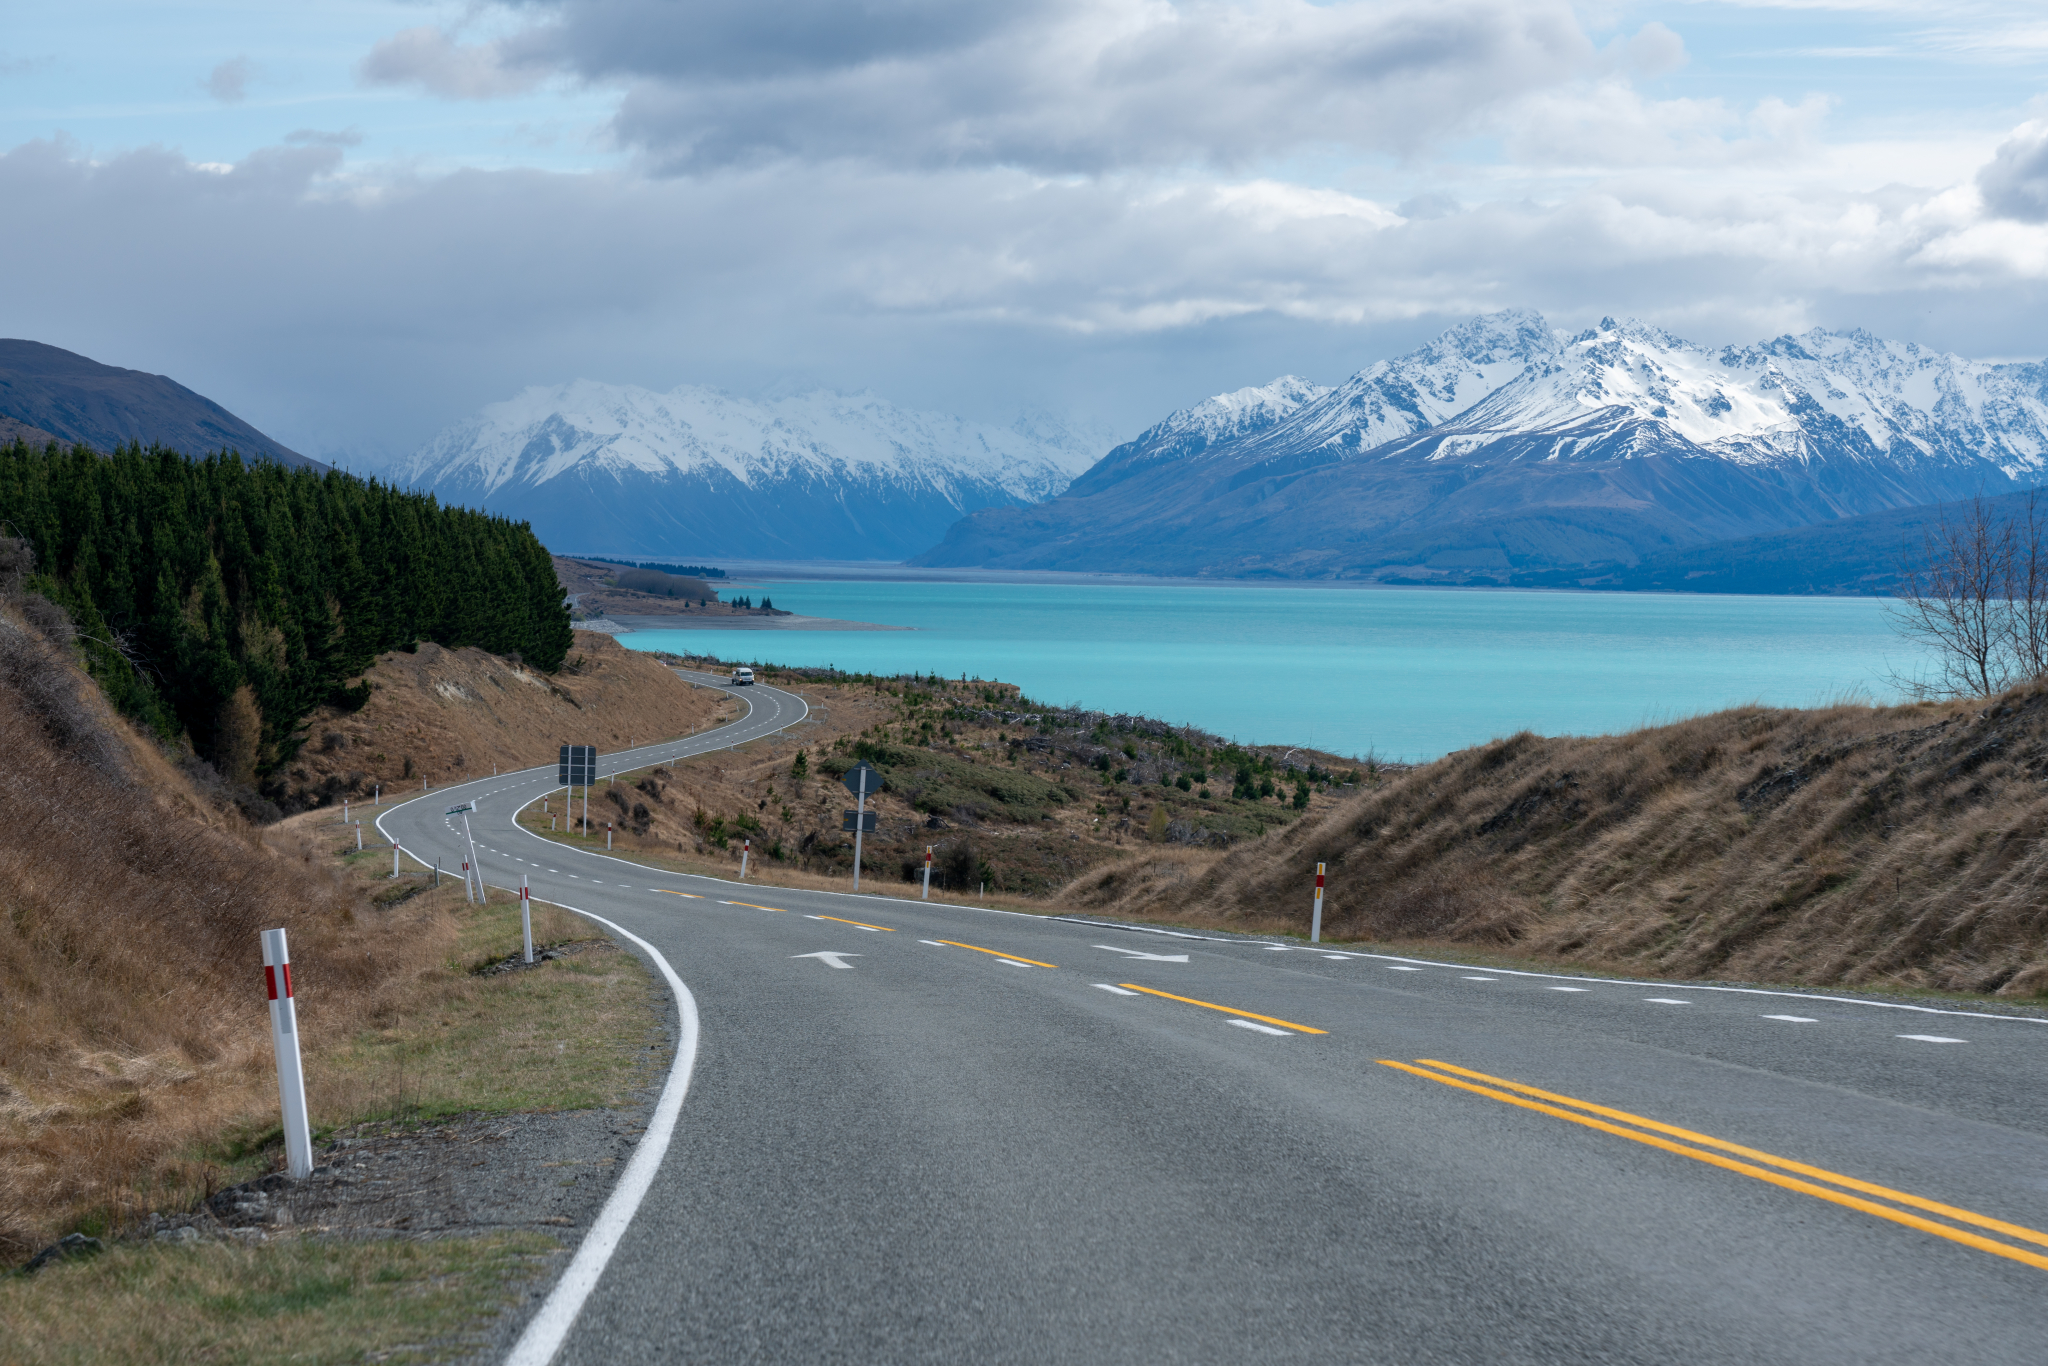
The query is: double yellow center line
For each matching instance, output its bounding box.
[1382,1058,2048,1273]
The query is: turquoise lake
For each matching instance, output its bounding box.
[618,582,1936,762]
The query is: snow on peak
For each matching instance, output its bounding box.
[1148,376,1329,445]
[397,380,1105,502]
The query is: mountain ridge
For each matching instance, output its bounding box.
[393,380,1109,561]
[912,311,2048,580]
[0,339,321,470]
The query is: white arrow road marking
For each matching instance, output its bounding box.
[1094,984,1141,996]
[793,951,861,969]
[1094,945,1191,963]
[1229,1020,1292,1036]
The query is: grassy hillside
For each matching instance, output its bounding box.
[1067,690,2048,996]
[0,585,681,1263]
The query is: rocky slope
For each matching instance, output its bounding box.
[916,312,2048,580]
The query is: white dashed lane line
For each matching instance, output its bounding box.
[1550,987,1589,993]
[1765,1015,1817,1023]
[1094,984,1141,996]
[1899,1034,1968,1043]
[1385,965,1422,972]
[1462,976,1497,982]
[1645,998,1691,1006]
[1229,1020,1293,1037]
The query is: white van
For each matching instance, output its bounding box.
[730,667,755,686]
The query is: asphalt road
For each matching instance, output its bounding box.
[378,674,2048,1364]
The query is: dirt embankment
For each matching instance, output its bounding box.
[278,631,734,809]
[1067,689,2048,997]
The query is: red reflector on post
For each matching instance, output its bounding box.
[265,965,279,1000]
[280,963,293,998]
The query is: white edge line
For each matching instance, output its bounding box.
[502,896,700,1366]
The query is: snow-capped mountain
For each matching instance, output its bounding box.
[1065,376,1327,497]
[394,381,1110,560]
[915,312,2048,579]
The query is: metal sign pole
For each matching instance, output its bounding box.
[464,814,483,902]
[853,768,868,892]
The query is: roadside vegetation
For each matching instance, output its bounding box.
[1,1233,558,1366]
[517,658,1366,898]
[0,562,671,1364]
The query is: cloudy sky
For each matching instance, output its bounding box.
[4,1,2047,465]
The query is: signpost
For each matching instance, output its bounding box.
[841,760,881,891]
[559,744,596,835]
[447,803,480,902]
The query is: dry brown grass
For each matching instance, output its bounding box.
[0,636,657,1264]
[1064,690,2048,997]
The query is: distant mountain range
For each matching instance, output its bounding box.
[913,311,2048,581]
[0,340,320,469]
[390,382,1109,561]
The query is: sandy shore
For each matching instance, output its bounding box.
[600,612,910,633]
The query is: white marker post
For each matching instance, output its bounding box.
[374,783,380,806]
[259,928,314,1179]
[740,838,750,879]
[922,846,933,900]
[520,876,533,964]
[354,822,363,851]
[392,841,400,878]
[343,798,349,823]
[607,823,614,851]
[1311,861,1326,943]
[463,812,482,902]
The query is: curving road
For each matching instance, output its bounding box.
[378,672,2048,1365]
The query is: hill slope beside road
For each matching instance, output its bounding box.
[1069,686,2048,996]
[279,631,736,811]
[0,339,320,468]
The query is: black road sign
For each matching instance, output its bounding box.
[842,809,879,833]
[559,744,597,786]
[841,760,882,798]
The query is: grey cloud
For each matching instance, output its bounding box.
[374,0,1602,172]
[1978,122,2048,223]
[205,56,254,103]
[4,136,2044,472]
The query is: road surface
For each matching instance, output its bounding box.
[378,672,2048,1364]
